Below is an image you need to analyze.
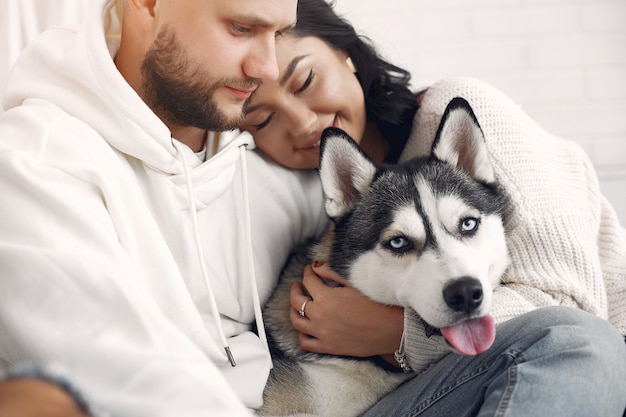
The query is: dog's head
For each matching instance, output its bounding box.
[317,97,509,355]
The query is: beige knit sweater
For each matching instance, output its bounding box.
[400,77,626,373]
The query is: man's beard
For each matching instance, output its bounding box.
[140,26,255,132]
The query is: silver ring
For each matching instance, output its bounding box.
[299,299,311,317]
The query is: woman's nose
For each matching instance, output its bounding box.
[286,105,318,139]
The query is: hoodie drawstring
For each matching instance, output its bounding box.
[238,145,271,358]
[172,138,271,369]
[172,140,235,367]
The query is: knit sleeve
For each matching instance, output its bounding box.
[401,308,454,375]
[400,77,626,335]
[598,196,626,335]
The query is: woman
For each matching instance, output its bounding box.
[242,0,421,362]
[241,0,626,415]
[242,0,418,170]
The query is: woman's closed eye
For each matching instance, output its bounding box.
[295,69,315,95]
[251,69,316,131]
[252,114,274,131]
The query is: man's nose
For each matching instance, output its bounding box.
[242,36,280,82]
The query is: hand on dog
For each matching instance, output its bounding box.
[289,262,404,358]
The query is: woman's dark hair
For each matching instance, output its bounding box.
[291,0,418,142]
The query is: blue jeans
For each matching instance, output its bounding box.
[361,306,626,417]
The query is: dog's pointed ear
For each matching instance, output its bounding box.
[319,127,377,218]
[432,97,495,184]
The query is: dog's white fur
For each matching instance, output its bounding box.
[259,98,510,417]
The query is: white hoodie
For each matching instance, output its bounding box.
[0,0,326,415]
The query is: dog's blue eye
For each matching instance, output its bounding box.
[460,217,479,234]
[390,237,406,248]
[385,236,413,254]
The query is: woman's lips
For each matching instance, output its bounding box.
[301,117,340,152]
[301,138,321,154]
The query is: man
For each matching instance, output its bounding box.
[0,0,326,415]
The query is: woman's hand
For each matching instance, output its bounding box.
[289,261,403,358]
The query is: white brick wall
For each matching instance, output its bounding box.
[335,0,626,225]
[1,0,625,223]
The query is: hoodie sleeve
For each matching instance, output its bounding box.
[0,106,254,416]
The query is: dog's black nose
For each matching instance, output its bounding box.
[443,277,484,314]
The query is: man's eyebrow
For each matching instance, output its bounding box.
[235,14,273,26]
[235,15,295,33]
[280,54,309,87]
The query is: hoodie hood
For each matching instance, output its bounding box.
[2,0,239,174]
[3,0,258,368]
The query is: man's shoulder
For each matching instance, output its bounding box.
[245,149,327,249]
[0,99,116,168]
[246,149,321,195]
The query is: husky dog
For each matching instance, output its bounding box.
[259,98,510,417]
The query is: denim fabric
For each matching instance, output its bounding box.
[361,306,626,417]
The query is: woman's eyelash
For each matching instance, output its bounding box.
[295,69,314,95]
[253,115,273,131]
[253,70,314,131]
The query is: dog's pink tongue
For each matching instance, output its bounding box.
[440,315,495,356]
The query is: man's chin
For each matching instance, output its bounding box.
[193,104,245,132]
[216,105,247,130]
